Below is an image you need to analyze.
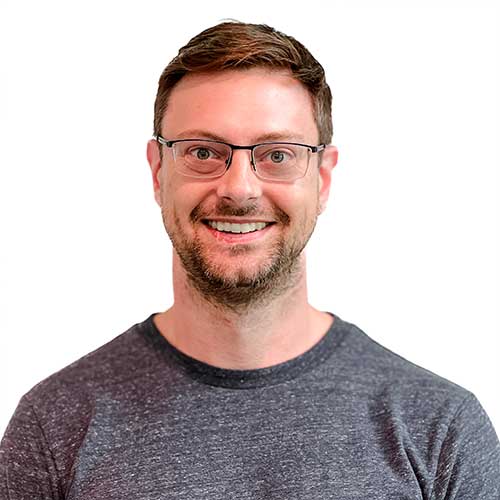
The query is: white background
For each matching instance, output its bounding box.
[1,0,498,437]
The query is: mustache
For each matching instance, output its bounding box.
[190,199,290,225]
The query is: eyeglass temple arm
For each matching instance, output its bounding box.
[311,144,326,153]
[154,135,172,147]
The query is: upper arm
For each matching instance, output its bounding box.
[431,393,500,500]
[0,395,62,500]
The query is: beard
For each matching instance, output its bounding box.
[162,199,317,313]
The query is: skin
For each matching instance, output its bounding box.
[147,68,338,370]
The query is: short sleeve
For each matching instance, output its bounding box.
[431,393,500,500]
[0,395,62,500]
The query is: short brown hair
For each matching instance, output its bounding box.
[153,22,333,145]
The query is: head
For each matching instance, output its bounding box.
[147,22,338,312]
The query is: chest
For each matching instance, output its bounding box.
[65,390,427,499]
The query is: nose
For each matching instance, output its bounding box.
[215,149,262,204]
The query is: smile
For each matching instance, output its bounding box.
[205,220,271,234]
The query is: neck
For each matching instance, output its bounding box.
[153,253,333,370]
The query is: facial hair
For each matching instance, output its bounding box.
[162,199,317,313]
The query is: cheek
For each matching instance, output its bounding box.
[159,177,182,225]
[277,180,319,219]
[165,180,212,223]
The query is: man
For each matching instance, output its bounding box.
[1,21,498,499]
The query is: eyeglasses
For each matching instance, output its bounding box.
[155,135,326,182]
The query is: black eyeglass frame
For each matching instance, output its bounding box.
[154,134,326,180]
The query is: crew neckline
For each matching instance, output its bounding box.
[142,312,350,389]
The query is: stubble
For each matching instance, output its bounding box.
[162,199,317,313]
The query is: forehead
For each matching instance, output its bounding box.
[162,68,318,144]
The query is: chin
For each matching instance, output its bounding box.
[178,240,303,311]
[205,261,271,287]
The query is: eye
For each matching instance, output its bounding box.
[189,147,216,161]
[270,151,286,163]
[260,148,294,164]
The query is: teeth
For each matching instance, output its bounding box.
[207,221,269,234]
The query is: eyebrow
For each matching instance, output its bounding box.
[174,129,308,144]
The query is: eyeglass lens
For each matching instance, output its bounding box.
[172,140,310,180]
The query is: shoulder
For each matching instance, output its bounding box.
[330,315,500,495]
[22,315,157,421]
[329,314,476,424]
[2,315,159,492]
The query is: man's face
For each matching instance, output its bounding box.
[147,68,337,309]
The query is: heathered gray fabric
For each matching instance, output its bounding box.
[1,313,499,499]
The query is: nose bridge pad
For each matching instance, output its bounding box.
[224,151,232,172]
[249,148,257,172]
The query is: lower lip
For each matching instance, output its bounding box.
[203,223,274,243]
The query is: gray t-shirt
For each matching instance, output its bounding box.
[1,313,499,499]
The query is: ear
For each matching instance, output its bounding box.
[317,145,338,214]
[147,139,163,207]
